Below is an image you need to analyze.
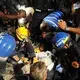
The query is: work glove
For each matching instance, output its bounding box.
[56,64,63,73]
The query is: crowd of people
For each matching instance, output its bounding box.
[0,0,80,80]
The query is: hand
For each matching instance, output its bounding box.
[71,61,79,68]
[58,20,67,30]
[18,10,26,18]
[42,32,47,38]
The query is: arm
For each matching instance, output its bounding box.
[0,12,19,19]
[58,20,80,35]
[0,10,26,19]
[67,27,80,35]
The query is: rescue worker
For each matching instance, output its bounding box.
[40,10,63,32]
[9,26,35,64]
[52,32,80,80]
[0,33,16,80]
[7,26,35,80]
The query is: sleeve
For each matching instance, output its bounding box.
[26,42,35,58]
[72,40,80,57]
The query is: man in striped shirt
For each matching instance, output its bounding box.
[40,10,63,31]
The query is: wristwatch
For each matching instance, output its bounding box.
[65,27,70,31]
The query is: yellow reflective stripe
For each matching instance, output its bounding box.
[63,37,69,44]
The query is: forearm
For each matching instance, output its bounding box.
[0,12,19,19]
[4,14,20,19]
[58,20,80,35]
[68,27,80,35]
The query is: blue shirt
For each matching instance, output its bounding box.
[43,11,63,29]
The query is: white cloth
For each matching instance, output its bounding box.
[17,6,34,25]
[18,18,26,24]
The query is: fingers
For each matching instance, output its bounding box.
[72,61,79,68]
[57,19,67,30]
[19,10,26,18]
[40,23,44,30]
[58,20,64,26]
[58,20,63,26]
[58,19,66,25]
[40,21,47,30]
[58,19,63,23]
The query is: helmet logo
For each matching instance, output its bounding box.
[56,36,69,47]
[0,35,4,43]
[63,37,69,44]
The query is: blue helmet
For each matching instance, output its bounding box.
[52,32,70,49]
[0,33,16,57]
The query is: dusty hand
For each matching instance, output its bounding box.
[18,10,26,18]
[58,20,67,30]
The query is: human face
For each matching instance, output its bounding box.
[63,42,71,49]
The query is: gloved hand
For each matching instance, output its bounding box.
[56,64,63,73]
[71,61,79,68]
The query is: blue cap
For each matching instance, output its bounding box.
[0,33,16,57]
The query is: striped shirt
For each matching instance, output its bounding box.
[43,11,63,29]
